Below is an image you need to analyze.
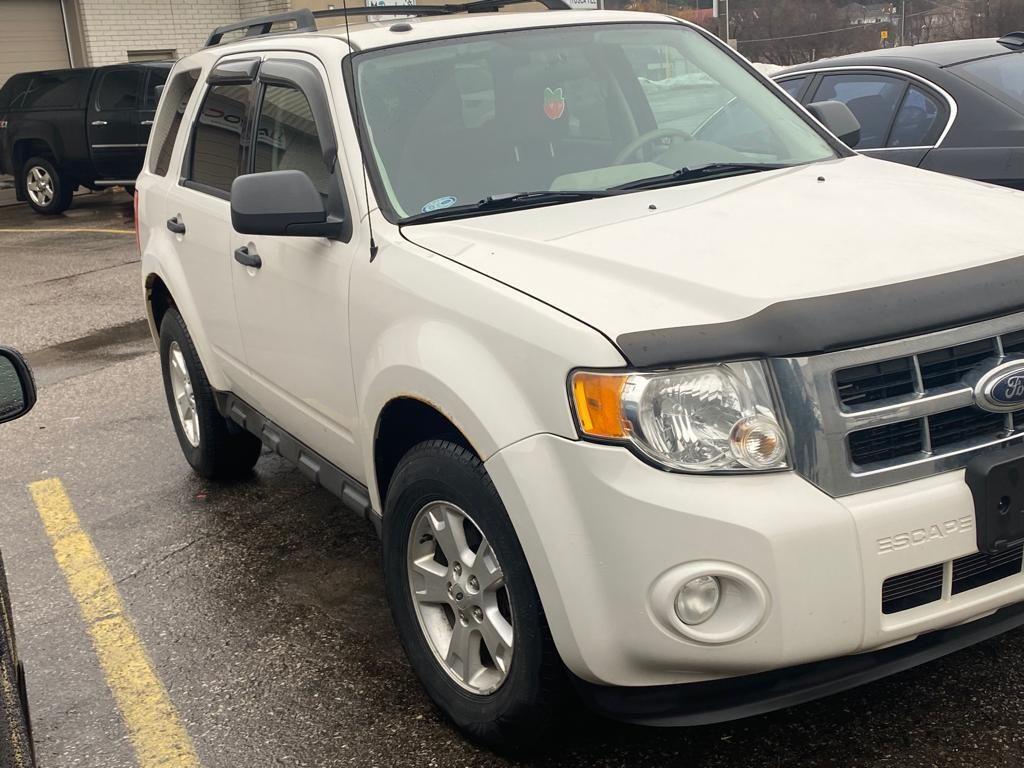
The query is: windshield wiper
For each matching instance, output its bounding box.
[402,189,614,224]
[610,162,790,192]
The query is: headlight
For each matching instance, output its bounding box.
[570,362,788,472]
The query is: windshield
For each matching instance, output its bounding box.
[353,22,838,221]
[951,52,1024,115]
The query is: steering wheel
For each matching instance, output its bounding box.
[614,128,694,165]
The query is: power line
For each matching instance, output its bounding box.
[738,0,973,44]
[740,20,885,44]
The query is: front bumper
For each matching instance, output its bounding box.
[484,433,1024,689]
[573,600,1024,726]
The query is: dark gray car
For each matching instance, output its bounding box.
[0,347,37,768]
[773,33,1024,189]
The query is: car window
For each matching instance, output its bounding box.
[624,41,733,134]
[950,53,1024,116]
[0,74,29,110]
[188,83,255,195]
[96,68,143,111]
[151,69,199,177]
[143,67,171,110]
[888,85,944,147]
[812,73,906,149]
[253,84,331,196]
[14,71,91,110]
[777,76,808,99]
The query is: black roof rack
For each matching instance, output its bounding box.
[205,0,569,46]
[997,31,1024,50]
[206,9,317,47]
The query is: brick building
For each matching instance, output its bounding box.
[0,0,318,88]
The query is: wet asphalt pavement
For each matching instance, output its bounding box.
[2,192,1024,768]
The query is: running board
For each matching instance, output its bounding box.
[214,391,381,535]
[93,180,137,187]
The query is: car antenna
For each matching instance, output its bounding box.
[339,0,380,262]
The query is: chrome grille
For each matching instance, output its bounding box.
[770,311,1024,496]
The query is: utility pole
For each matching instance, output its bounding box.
[899,0,907,46]
[719,0,730,47]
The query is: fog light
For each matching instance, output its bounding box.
[730,415,787,469]
[674,575,721,625]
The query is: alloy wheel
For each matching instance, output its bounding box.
[167,341,200,447]
[25,166,55,208]
[407,501,514,695]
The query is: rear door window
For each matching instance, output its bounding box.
[7,71,91,110]
[187,83,255,195]
[811,73,907,149]
[888,84,945,147]
[95,68,143,111]
[0,74,30,110]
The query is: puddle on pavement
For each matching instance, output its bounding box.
[27,319,153,387]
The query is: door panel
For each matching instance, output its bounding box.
[230,60,363,477]
[88,67,145,179]
[162,76,258,386]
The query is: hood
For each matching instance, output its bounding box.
[401,155,1024,347]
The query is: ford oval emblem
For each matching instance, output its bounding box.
[974,361,1024,413]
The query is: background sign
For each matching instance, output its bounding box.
[367,0,416,22]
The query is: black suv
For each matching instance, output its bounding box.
[0,62,171,214]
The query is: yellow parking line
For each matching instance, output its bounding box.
[0,227,134,234]
[28,478,200,768]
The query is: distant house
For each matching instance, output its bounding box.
[844,2,895,24]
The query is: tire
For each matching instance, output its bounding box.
[20,156,73,215]
[383,440,565,750]
[0,555,35,767]
[159,307,262,480]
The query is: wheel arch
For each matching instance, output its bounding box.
[145,273,176,343]
[141,263,231,392]
[373,396,478,511]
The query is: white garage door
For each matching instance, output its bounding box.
[0,0,70,90]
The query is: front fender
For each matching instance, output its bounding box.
[352,230,625,511]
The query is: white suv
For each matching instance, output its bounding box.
[139,4,1024,747]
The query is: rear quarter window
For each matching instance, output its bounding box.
[149,68,200,177]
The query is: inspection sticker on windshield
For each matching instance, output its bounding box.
[421,196,457,213]
[544,87,565,120]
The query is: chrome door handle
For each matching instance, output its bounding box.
[91,120,108,126]
[140,120,153,126]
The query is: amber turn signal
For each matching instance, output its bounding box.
[571,372,629,439]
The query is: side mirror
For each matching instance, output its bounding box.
[0,347,36,425]
[230,170,343,239]
[806,100,862,148]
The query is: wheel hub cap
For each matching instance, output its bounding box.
[407,501,514,695]
[168,341,200,447]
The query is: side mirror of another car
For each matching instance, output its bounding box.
[806,100,862,148]
[230,170,345,239]
[0,347,37,425]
